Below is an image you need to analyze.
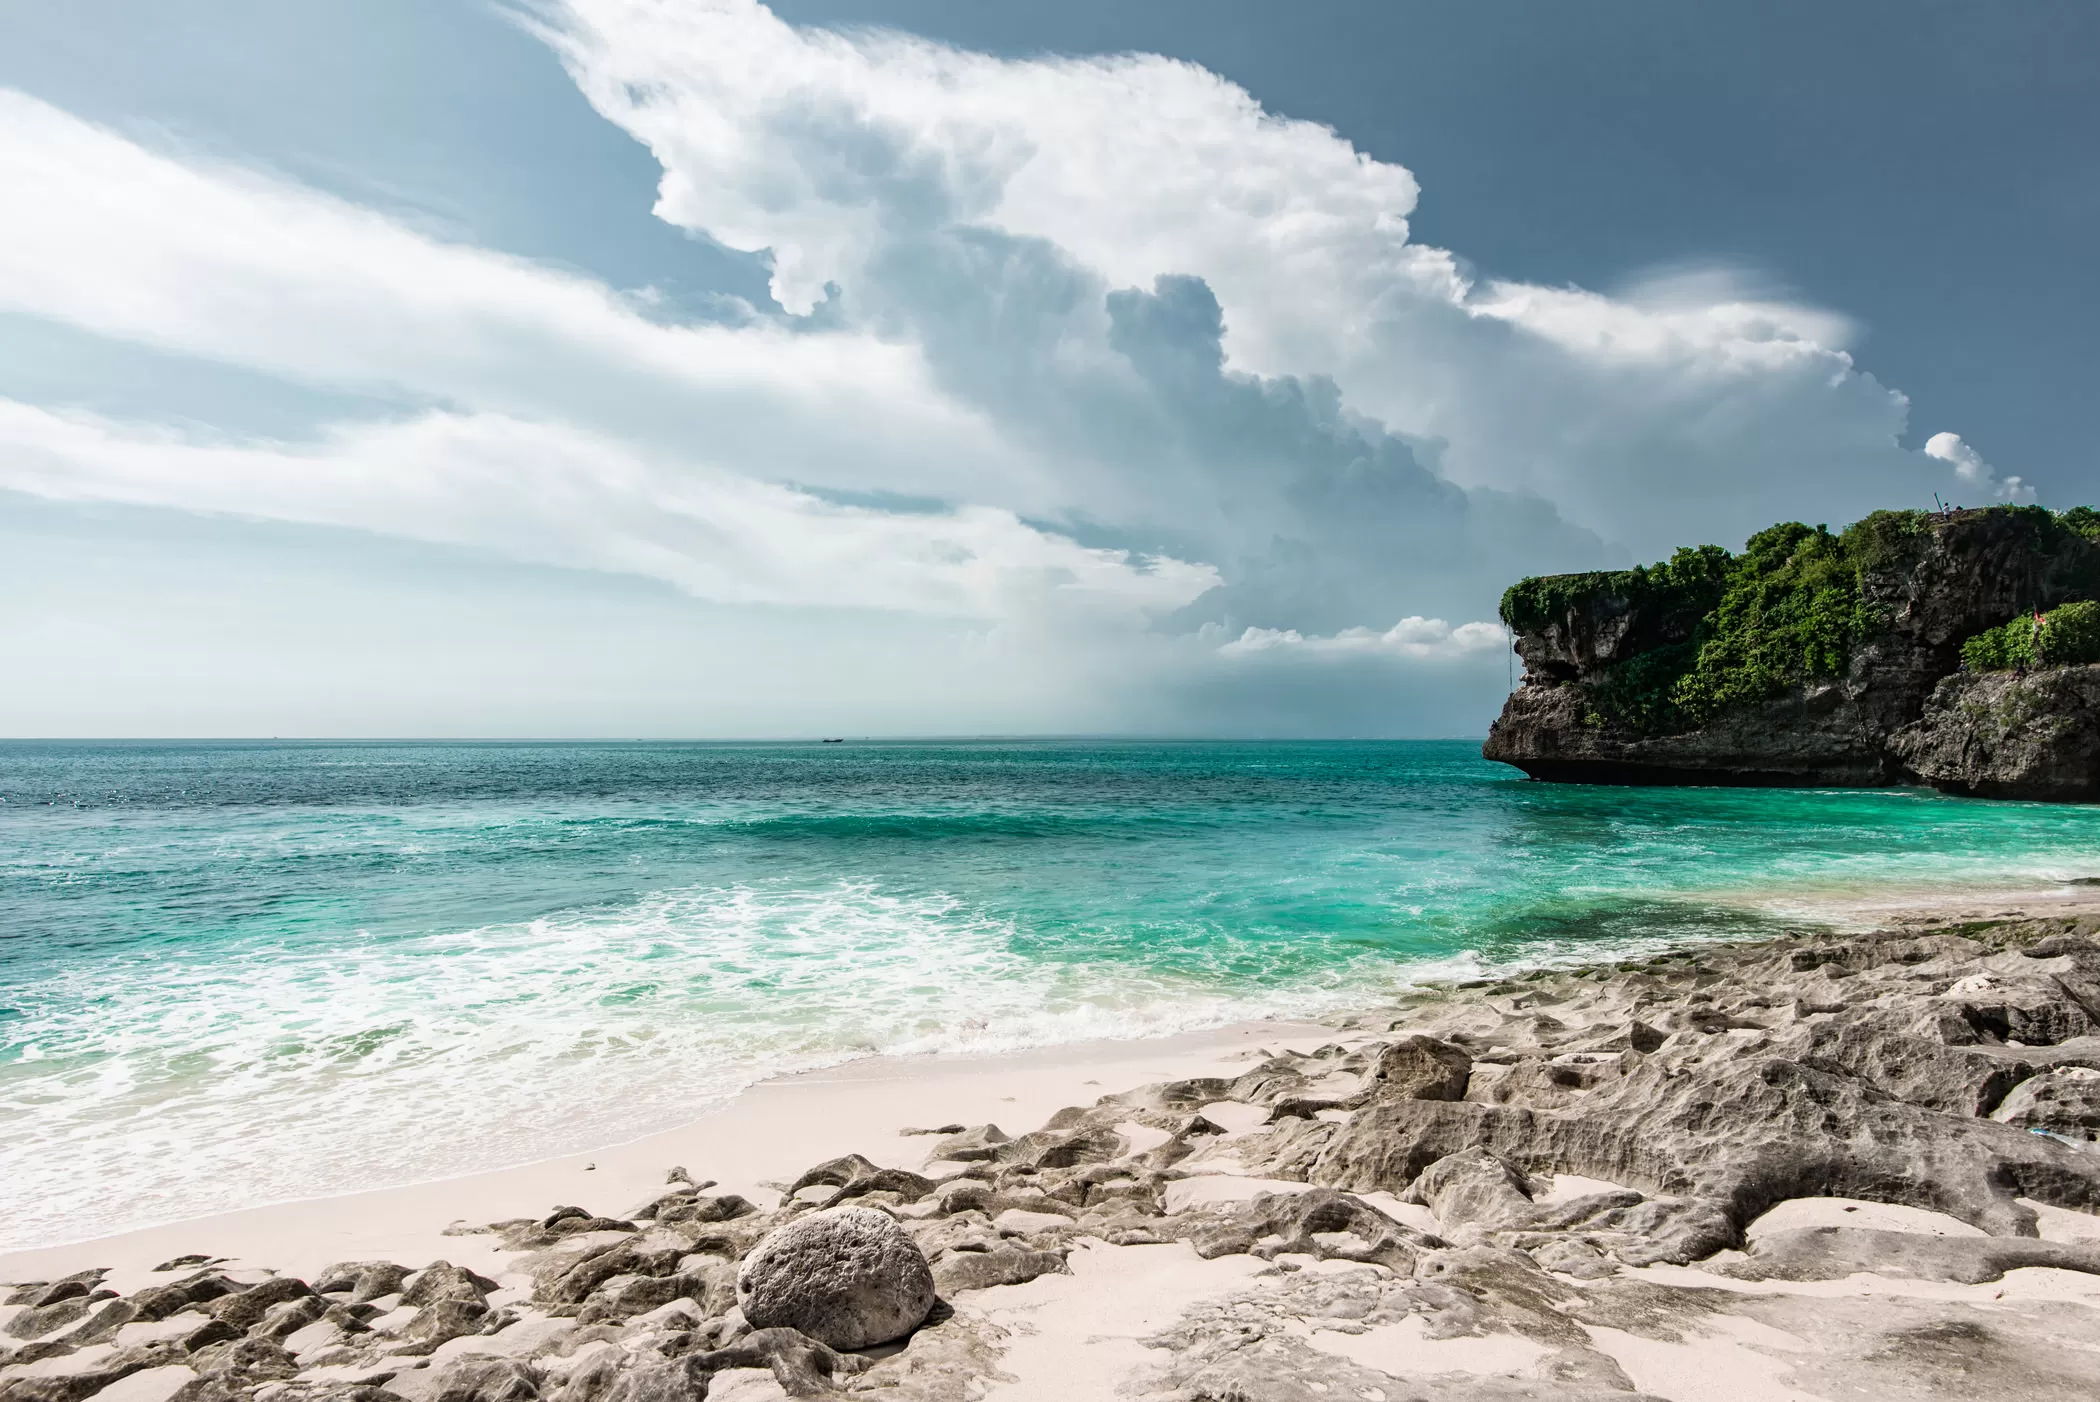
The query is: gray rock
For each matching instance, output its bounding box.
[735,1207,936,1350]
[1308,1044,2100,1261]
[27,915,2100,1402]
[596,1357,709,1402]
[403,1298,489,1346]
[1724,1226,2100,1283]
[576,1261,736,1324]
[1893,665,2100,801]
[930,1247,1067,1295]
[127,1274,239,1323]
[537,1239,686,1306]
[428,1357,541,1402]
[1188,1188,1440,1272]
[1409,1150,1537,1229]
[61,1298,139,1346]
[250,1296,327,1342]
[0,1350,173,1402]
[10,1279,93,1309]
[148,1257,216,1275]
[350,1265,414,1303]
[1370,1035,1473,1101]
[204,1277,313,1332]
[926,1125,1008,1162]
[782,1155,935,1205]
[549,1350,626,1402]
[686,1328,868,1399]
[185,1336,299,1386]
[632,1193,756,1226]
[311,1261,398,1296]
[176,1319,240,1354]
[1991,1067,2100,1139]
[4,1298,91,1341]
[400,1264,493,1310]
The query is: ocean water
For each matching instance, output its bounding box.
[6,738,2100,1250]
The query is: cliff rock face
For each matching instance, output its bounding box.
[1892,665,2100,800]
[1486,669,1902,786]
[1485,507,2100,797]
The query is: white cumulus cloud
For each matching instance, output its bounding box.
[1924,431,2034,505]
[0,401,1214,619]
[545,0,2017,558]
[1217,618,1508,660]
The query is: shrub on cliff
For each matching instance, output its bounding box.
[1962,600,2100,671]
[1666,522,1871,724]
[1577,522,1874,734]
[1498,545,1731,639]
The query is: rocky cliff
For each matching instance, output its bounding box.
[1484,506,2100,797]
[1892,664,2100,801]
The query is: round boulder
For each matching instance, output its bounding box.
[736,1206,936,1349]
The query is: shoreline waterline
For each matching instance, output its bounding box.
[0,1016,1334,1285]
[9,881,2100,1280]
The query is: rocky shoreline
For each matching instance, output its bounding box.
[9,913,2100,1401]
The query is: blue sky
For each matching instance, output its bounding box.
[0,0,2089,736]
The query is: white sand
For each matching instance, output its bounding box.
[1303,1313,1549,1377]
[1745,1197,1988,1240]
[972,1239,1270,1401]
[1583,1321,1829,1402]
[0,1018,1334,1288]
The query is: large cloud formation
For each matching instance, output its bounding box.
[0,1,2038,732]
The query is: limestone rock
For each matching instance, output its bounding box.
[4,1299,91,1342]
[1724,1225,2100,1283]
[930,1247,1066,1294]
[1369,1034,1472,1101]
[1991,1066,2100,1139]
[1893,664,2100,801]
[311,1263,408,1301]
[735,1208,935,1350]
[1187,1188,1439,1272]
[25,914,2100,1402]
[400,1265,492,1311]
[926,1125,1007,1162]
[596,1357,709,1402]
[781,1155,934,1205]
[428,1357,541,1402]
[403,1299,488,1347]
[203,1278,312,1333]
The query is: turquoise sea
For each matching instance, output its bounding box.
[7,738,2100,1250]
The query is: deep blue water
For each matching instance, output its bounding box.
[6,738,2100,1248]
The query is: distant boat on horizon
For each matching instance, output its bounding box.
[821,738,845,743]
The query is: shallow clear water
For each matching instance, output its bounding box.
[6,738,2100,1249]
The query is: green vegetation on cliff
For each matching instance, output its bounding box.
[1582,520,1889,734]
[1962,599,2100,671]
[1498,545,1732,639]
[1501,506,2100,737]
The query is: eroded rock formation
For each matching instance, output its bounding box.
[1485,506,2100,796]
